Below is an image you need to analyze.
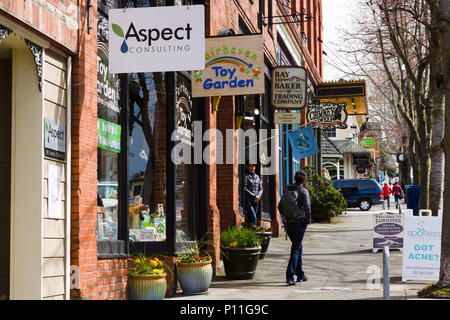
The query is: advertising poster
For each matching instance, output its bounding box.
[271,66,307,109]
[372,212,403,252]
[192,34,264,97]
[108,5,205,73]
[402,209,442,282]
[48,163,62,219]
[97,118,121,153]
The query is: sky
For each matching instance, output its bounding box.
[321,0,361,81]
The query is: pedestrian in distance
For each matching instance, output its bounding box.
[392,181,403,209]
[382,182,393,210]
[278,170,311,286]
[243,163,263,226]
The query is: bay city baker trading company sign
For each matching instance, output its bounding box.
[108,5,205,73]
[191,34,265,97]
[271,66,307,109]
[307,102,348,129]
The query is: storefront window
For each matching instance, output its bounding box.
[97,14,121,241]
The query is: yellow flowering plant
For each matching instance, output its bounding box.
[128,251,167,276]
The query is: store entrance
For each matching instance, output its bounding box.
[0,49,11,300]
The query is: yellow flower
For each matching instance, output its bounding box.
[153,268,164,274]
[230,241,238,247]
[154,258,163,266]
[150,260,158,267]
[135,258,141,264]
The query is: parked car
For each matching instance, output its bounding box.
[331,179,382,211]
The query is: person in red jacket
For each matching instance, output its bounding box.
[392,182,403,209]
[382,183,393,209]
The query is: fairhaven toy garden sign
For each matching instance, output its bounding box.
[191,34,265,97]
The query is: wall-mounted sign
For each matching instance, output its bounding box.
[402,209,442,282]
[191,34,264,97]
[317,80,368,115]
[108,5,205,73]
[274,112,301,124]
[97,118,121,153]
[306,102,348,129]
[353,155,369,166]
[360,137,375,148]
[44,118,66,161]
[48,163,62,219]
[373,212,404,253]
[271,66,307,109]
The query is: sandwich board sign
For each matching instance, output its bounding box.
[108,5,205,73]
[402,209,442,282]
[372,212,404,253]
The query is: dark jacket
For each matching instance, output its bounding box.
[283,184,311,226]
[244,170,263,201]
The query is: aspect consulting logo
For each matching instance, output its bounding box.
[109,6,205,73]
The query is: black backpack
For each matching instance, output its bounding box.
[278,187,305,221]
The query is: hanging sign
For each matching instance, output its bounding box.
[44,118,66,161]
[307,102,348,129]
[287,126,319,160]
[191,34,264,97]
[108,5,205,73]
[373,212,404,253]
[402,209,442,282]
[97,118,121,153]
[353,155,369,166]
[360,137,375,148]
[271,66,307,109]
[274,112,301,124]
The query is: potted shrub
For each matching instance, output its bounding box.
[176,239,214,295]
[220,227,263,280]
[127,251,168,300]
[304,167,347,223]
[241,222,273,259]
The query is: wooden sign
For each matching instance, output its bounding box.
[272,66,307,109]
[274,112,301,124]
[191,34,264,97]
[307,102,348,129]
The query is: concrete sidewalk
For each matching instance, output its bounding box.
[169,208,435,300]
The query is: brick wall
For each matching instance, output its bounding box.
[71,0,127,300]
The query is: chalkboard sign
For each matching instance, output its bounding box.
[353,155,369,166]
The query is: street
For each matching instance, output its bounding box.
[170,202,433,300]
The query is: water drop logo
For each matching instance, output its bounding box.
[112,24,128,53]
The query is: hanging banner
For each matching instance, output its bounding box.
[191,34,264,97]
[271,66,307,109]
[402,209,442,282]
[287,126,319,160]
[373,212,404,253]
[307,102,348,129]
[108,5,205,73]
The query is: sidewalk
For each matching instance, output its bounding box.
[170,208,434,300]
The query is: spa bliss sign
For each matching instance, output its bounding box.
[191,34,265,97]
[108,5,205,73]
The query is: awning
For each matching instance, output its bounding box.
[328,139,370,155]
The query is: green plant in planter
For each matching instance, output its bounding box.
[304,169,347,223]
[221,227,263,248]
[241,222,272,259]
[241,222,272,233]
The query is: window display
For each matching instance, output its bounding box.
[97,14,121,241]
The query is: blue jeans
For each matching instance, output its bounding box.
[394,195,400,208]
[245,200,259,226]
[286,222,307,281]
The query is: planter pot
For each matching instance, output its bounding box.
[222,246,261,280]
[127,273,167,300]
[255,232,272,259]
[177,260,213,295]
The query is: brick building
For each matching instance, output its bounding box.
[0,0,323,300]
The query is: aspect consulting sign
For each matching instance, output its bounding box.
[191,34,264,97]
[108,5,205,73]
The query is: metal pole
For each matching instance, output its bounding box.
[383,246,390,300]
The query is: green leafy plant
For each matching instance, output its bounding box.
[176,238,213,264]
[128,251,168,276]
[305,171,347,223]
[241,222,272,233]
[220,227,263,248]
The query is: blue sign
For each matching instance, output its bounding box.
[287,126,319,160]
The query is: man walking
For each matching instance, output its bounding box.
[278,170,311,286]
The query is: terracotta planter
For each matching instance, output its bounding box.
[127,273,167,300]
[222,247,261,280]
[255,232,272,259]
[177,260,213,295]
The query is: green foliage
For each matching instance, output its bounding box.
[241,222,272,233]
[112,24,124,38]
[176,238,213,263]
[220,227,263,248]
[307,173,347,222]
